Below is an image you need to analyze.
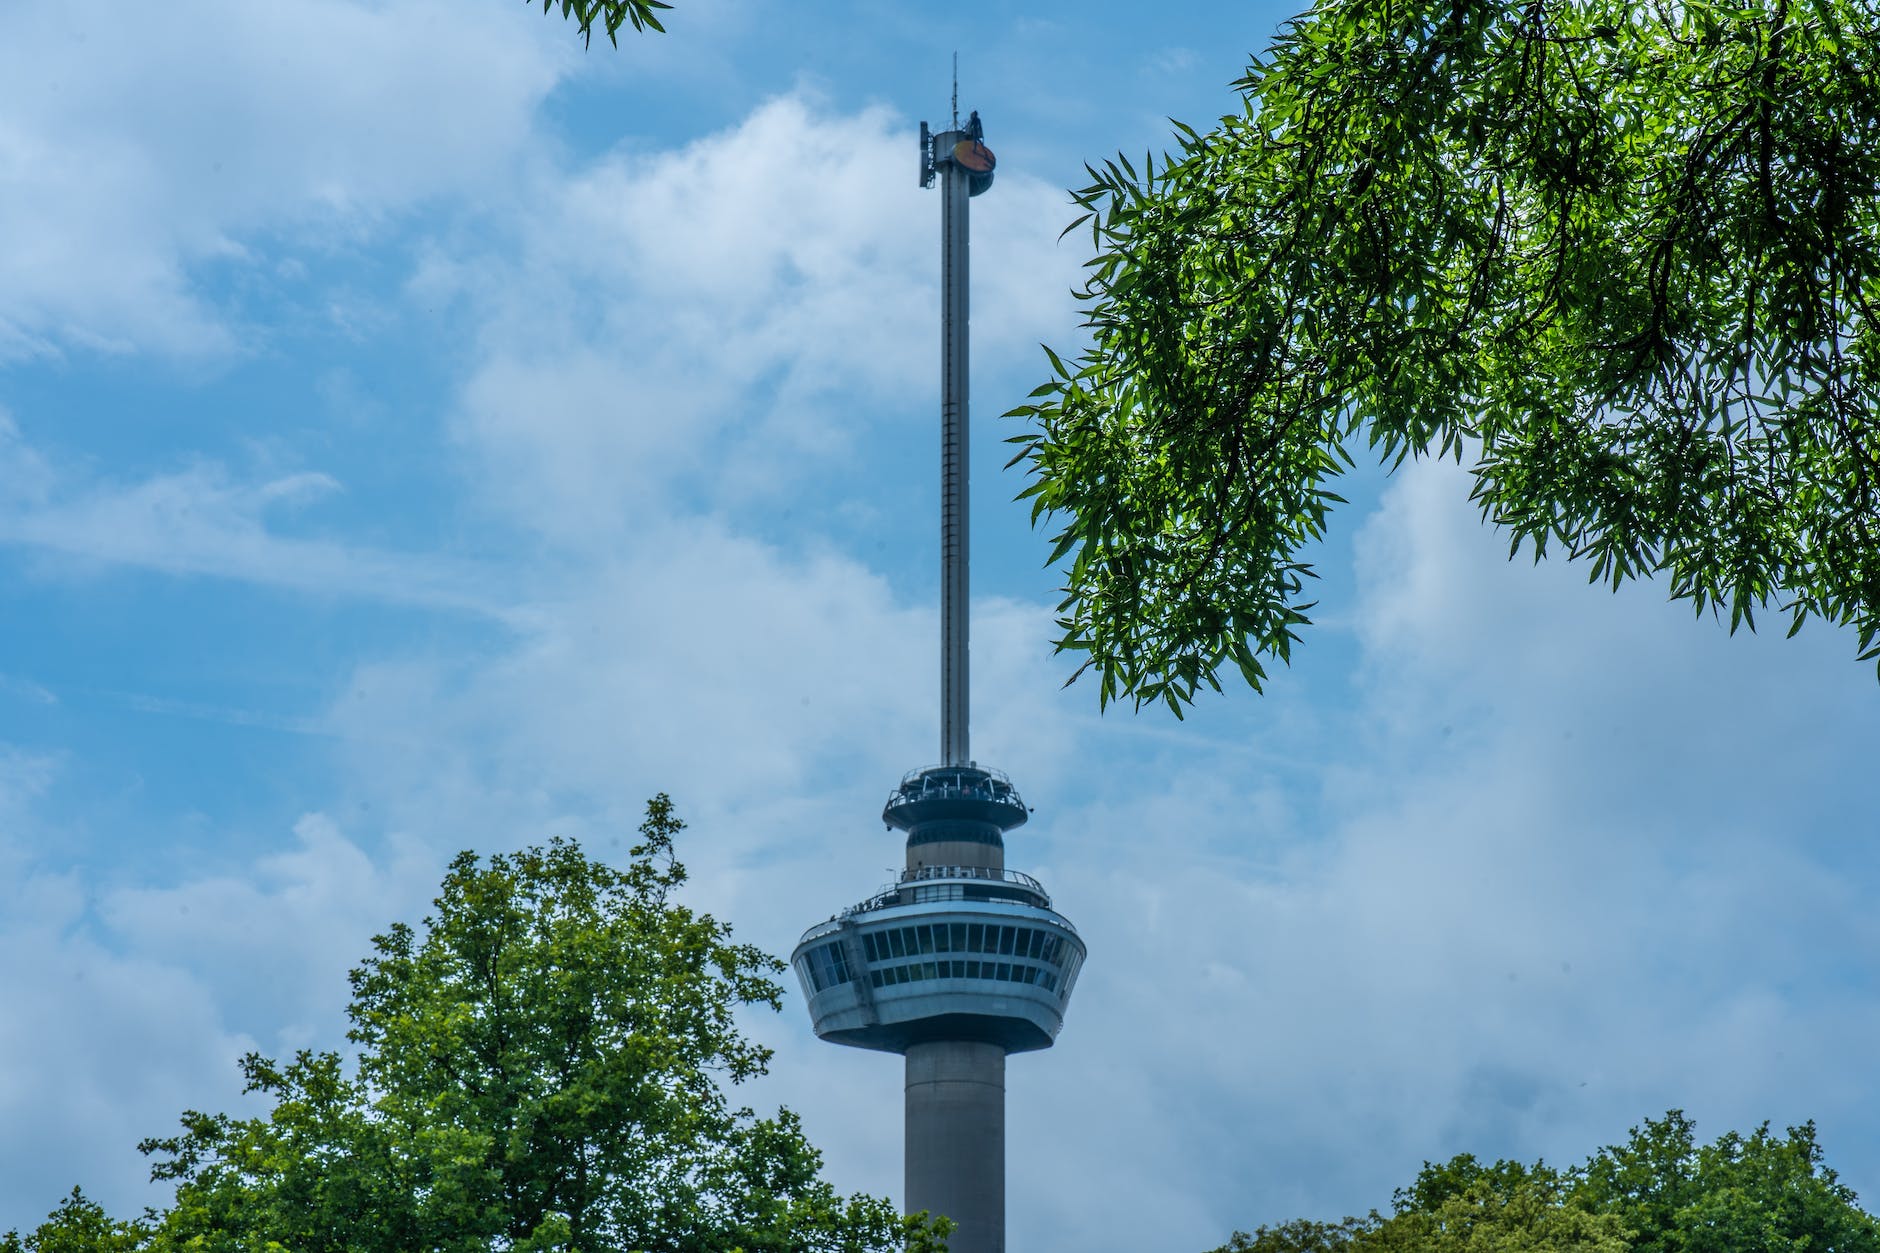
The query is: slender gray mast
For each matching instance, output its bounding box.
[792,104,1084,1253]
[940,118,972,767]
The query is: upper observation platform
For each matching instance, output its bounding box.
[885,764,1028,855]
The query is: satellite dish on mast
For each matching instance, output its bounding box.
[954,137,996,196]
[953,139,994,173]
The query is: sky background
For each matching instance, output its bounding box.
[3,2,1879,1249]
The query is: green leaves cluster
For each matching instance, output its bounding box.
[1,1190,148,1253]
[533,0,673,46]
[1208,1111,1880,1253]
[1010,0,1880,711]
[5,798,943,1253]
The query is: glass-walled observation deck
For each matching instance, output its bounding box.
[792,862,1085,1055]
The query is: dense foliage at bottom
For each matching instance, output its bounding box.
[1211,1111,1880,1253]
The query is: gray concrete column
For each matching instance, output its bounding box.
[906,839,1003,873]
[905,1040,1005,1253]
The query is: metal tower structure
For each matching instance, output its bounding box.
[790,109,1086,1253]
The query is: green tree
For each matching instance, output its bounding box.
[1207,1112,1880,1253]
[129,796,944,1253]
[1009,0,1880,712]
[1390,1152,1559,1215]
[1205,1177,1626,1253]
[1366,1175,1627,1253]
[1,1189,150,1253]
[1205,1216,1373,1253]
[1574,1110,1880,1253]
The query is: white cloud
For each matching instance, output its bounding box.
[0,748,443,1225]
[103,814,443,1049]
[322,519,936,833]
[0,421,508,616]
[428,91,1083,545]
[0,0,569,361]
[976,460,1880,1250]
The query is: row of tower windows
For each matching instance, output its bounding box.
[860,922,1067,966]
[799,942,853,993]
[796,926,1084,997]
[868,959,1061,992]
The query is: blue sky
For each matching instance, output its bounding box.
[3,2,1878,1249]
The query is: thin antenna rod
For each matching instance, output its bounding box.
[938,101,970,766]
[951,54,958,129]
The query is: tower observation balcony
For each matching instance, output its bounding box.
[793,861,1086,1055]
[885,764,1029,873]
[884,763,1028,838]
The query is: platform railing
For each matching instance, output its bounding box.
[884,763,1026,812]
[900,864,1044,892]
[798,862,1077,932]
[835,865,1059,920]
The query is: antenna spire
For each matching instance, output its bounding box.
[926,95,995,765]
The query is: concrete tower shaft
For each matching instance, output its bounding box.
[907,1041,1004,1253]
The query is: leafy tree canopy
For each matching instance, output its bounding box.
[1206,1110,1880,1253]
[1009,0,1880,713]
[1575,1110,1880,1253]
[6,798,944,1253]
[1,1189,149,1253]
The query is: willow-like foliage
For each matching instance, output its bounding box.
[534,0,673,45]
[1011,0,1880,711]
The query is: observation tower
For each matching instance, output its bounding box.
[790,109,1086,1253]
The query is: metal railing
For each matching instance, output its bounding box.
[828,864,1053,921]
[900,863,1044,892]
[884,763,1026,812]
[798,871,1082,941]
